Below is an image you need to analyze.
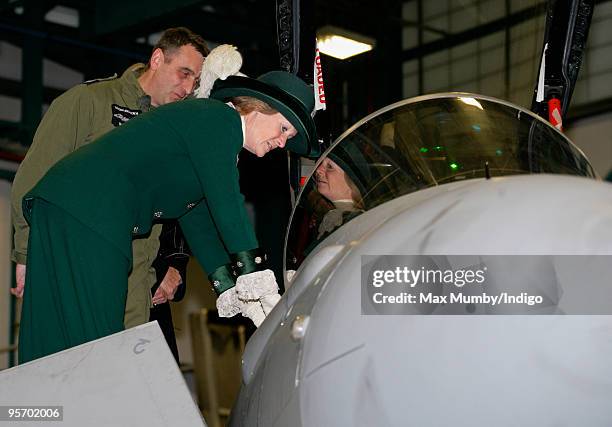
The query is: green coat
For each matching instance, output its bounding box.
[11,64,161,327]
[25,99,258,274]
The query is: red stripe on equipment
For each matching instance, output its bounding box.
[548,98,563,131]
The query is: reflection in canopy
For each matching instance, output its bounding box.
[286,94,595,271]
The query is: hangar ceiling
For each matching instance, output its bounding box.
[0,0,609,146]
[0,0,405,145]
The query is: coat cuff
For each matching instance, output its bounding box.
[231,249,267,276]
[208,264,235,295]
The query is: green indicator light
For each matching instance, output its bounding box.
[449,162,459,170]
[495,149,503,156]
[419,147,429,153]
[434,145,443,151]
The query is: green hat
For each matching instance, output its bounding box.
[329,142,371,203]
[210,71,319,157]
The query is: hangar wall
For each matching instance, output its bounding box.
[0,41,84,122]
[0,178,11,369]
[0,160,18,369]
[566,112,612,177]
[401,0,612,176]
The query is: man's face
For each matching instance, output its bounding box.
[243,111,297,157]
[148,44,204,106]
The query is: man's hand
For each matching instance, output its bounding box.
[10,264,26,298]
[152,266,182,305]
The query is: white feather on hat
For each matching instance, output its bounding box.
[195,44,244,99]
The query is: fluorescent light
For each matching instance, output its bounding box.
[45,6,79,28]
[147,31,163,46]
[317,26,375,60]
[318,36,373,59]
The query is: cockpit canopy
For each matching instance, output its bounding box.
[285,93,595,271]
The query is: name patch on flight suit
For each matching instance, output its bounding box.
[111,104,142,127]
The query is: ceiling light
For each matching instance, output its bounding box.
[45,6,79,28]
[316,25,375,60]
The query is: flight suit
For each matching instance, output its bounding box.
[12,64,163,328]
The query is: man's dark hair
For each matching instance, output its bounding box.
[154,27,209,60]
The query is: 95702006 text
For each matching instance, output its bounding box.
[0,406,63,421]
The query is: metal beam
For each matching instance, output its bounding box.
[0,77,64,104]
[0,169,16,181]
[417,0,423,94]
[0,20,149,61]
[21,0,43,143]
[566,96,612,124]
[402,2,548,61]
[398,18,449,37]
[2,2,280,74]
[93,0,204,35]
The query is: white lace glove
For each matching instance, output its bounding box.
[235,269,278,299]
[235,269,281,316]
[216,287,267,327]
[216,288,241,318]
[240,301,266,327]
[260,293,281,316]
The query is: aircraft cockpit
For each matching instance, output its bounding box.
[286,93,595,271]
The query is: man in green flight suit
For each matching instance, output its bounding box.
[11,28,209,332]
[18,70,317,363]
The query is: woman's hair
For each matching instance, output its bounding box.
[346,177,365,210]
[230,96,278,115]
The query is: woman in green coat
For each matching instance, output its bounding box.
[18,71,317,363]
